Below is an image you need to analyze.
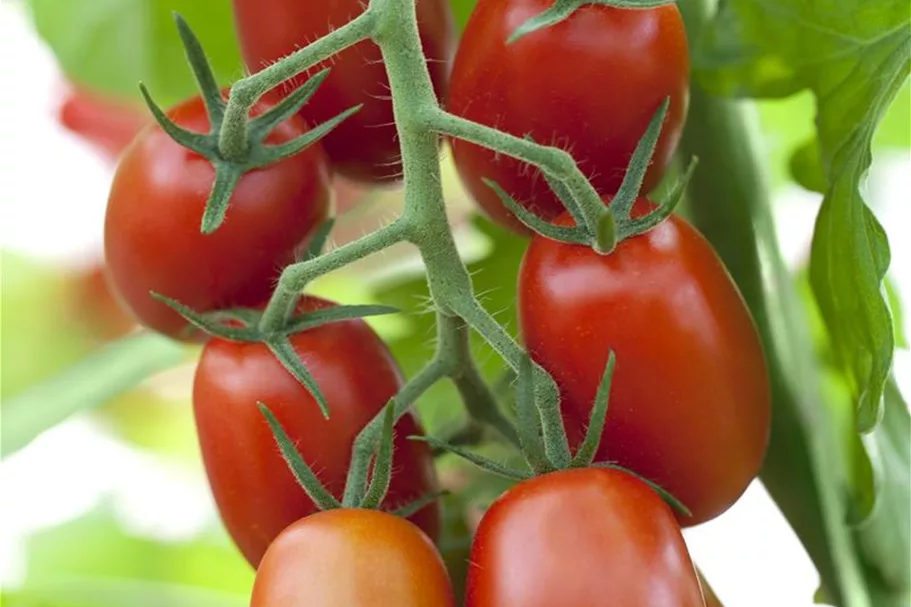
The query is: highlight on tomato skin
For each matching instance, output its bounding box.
[251,509,456,607]
[192,296,441,568]
[518,200,771,527]
[232,0,457,184]
[464,467,707,607]
[103,93,331,341]
[447,0,690,233]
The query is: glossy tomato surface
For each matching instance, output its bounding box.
[519,202,770,525]
[252,509,455,607]
[193,297,440,567]
[465,468,706,607]
[448,0,689,232]
[104,94,330,341]
[232,0,456,183]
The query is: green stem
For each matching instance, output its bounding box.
[218,10,377,160]
[424,110,613,251]
[343,359,450,506]
[454,300,570,468]
[678,1,870,604]
[437,314,519,445]
[225,0,609,484]
[259,220,408,334]
[371,0,531,440]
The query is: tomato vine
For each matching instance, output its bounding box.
[185,0,682,467]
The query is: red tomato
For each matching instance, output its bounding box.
[465,467,706,606]
[65,262,136,342]
[518,201,770,525]
[252,509,455,607]
[232,0,456,184]
[193,296,440,568]
[104,94,330,340]
[58,86,149,160]
[448,0,689,232]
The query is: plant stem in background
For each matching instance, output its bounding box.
[678,1,873,605]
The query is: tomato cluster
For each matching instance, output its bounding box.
[101,1,770,605]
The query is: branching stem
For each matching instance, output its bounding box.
[218,9,377,160]
[217,0,608,485]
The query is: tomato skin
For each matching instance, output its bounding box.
[232,0,456,184]
[465,468,706,607]
[65,263,136,342]
[448,0,689,232]
[518,202,770,525]
[58,86,149,160]
[104,95,330,341]
[251,509,455,607]
[193,297,440,568]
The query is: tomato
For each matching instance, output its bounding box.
[104,94,330,340]
[193,296,440,568]
[518,201,770,525]
[58,85,148,160]
[448,0,689,232]
[465,467,706,606]
[65,262,135,342]
[232,0,456,184]
[251,509,455,607]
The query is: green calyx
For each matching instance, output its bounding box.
[260,399,442,514]
[151,293,398,419]
[151,216,402,419]
[141,14,360,235]
[486,98,697,254]
[508,0,679,44]
[416,351,691,517]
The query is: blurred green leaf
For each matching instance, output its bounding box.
[2,332,186,456]
[1,253,89,399]
[873,82,911,149]
[15,507,252,605]
[789,137,827,194]
[755,81,908,192]
[99,389,201,460]
[698,0,910,431]
[10,578,246,607]
[886,278,907,348]
[449,0,478,29]
[853,378,911,596]
[26,0,243,107]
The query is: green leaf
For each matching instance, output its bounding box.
[26,0,243,107]
[2,331,186,457]
[789,137,827,194]
[886,278,907,348]
[853,378,911,595]
[12,577,247,607]
[449,0,478,30]
[19,507,253,603]
[0,252,89,400]
[697,0,910,431]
